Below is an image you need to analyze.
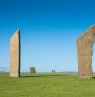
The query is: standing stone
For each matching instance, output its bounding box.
[10,29,21,77]
[77,25,95,79]
[30,67,36,74]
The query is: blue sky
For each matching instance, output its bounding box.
[0,0,95,72]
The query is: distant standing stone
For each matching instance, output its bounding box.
[30,67,36,74]
[10,29,21,77]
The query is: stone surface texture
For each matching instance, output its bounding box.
[77,25,95,79]
[10,29,20,77]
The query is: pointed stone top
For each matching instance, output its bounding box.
[77,24,95,40]
[13,29,20,36]
[10,29,20,41]
[88,25,95,33]
[16,29,20,33]
[89,24,95,29]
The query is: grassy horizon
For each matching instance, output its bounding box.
[0,73,95,97]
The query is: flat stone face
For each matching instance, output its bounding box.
[10,30,20,77]
[77,25,95,79]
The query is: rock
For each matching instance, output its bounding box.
[10,29,21,77]
[30,67,36,74]
[77,25,95,79]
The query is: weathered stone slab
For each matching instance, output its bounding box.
[10,29,21,77]
[77,25,95,79]
[30,67,36,74]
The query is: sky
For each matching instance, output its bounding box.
[0,0,95,72]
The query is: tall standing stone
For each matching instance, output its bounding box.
[77,25,95,79]
[10,29,21,77]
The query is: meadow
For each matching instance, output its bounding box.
[0,73,95,97]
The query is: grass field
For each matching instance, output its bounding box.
[0,73,95,97]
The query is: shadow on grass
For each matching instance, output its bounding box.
[92,77,95,79]
[21,74,65,78]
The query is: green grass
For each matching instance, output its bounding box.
[0,73,95,97]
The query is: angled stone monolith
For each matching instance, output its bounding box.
[10,29,21,77]
[77,25,95,79]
